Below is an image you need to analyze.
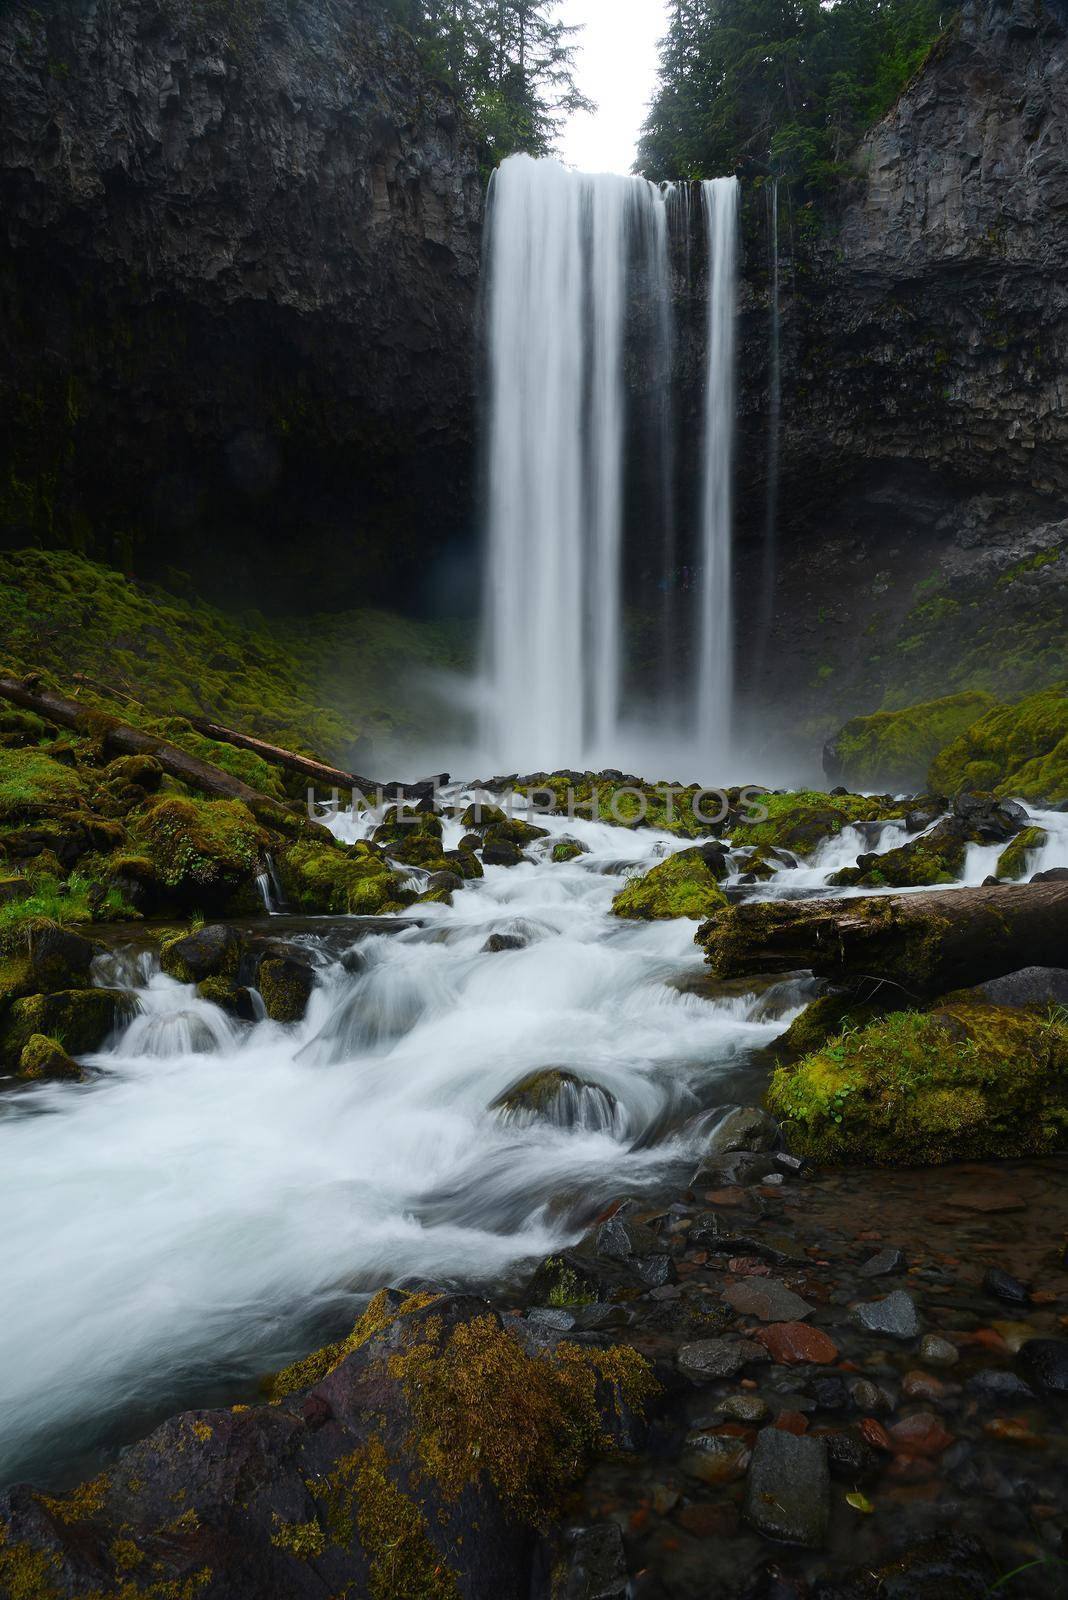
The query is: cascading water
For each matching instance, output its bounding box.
[755,176,782,683]
[695,176,740,759]
[480,155,740,775]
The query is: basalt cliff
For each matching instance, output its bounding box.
[0,0,483,613]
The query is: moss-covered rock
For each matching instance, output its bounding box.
[775,992,890,1056]
[928,685,1068,803]
[279,839,411,916]
[767,1000,1068,1165]
[730,790,895,856]
[160,923,243,983]
[0,987,131,1068]
[131,796,265,908]
[490,1068,618,1126]
[17,1032,83,1082]
[0,748,88,823]
[824,693,999,791]
[995,825,1049,881]
[830,817,968,889]
[258,955,314,1022]
[551,838,587,863]
[612,846,729,920]
[196,975,258,1022]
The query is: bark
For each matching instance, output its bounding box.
[0,676,281,810]
[698,884,1068,1001]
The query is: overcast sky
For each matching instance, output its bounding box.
[556,0,671,175]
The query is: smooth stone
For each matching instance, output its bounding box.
[809,1375,848,1411]
[723,1277,814,1322]
[824,1428,880,1484]
[965,1369,1036,1402]
[849,1378,892,1413]
[852,1290,921,1340]
[1019,1338,1068,1394]
[743,1429,830,1547]
[858,1246,908,1278]
[754,1322,840,1365]
[562,1523,627,1600]
[888,1411,954,1457]
[704,1104,780,1155]
[682,1433,750,1484]
[677,1338,768,1383]
[982,1266,1031,1305]
[720,1393,770,1424]
[527,1306,577,1331]
[919,1333,959,1367]
[973,967,1068,1009]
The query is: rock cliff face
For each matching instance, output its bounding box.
[0,0,483,611]
[733,0,1068,754]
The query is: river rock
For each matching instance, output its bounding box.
[982,1266,1031,1305]
[971,966,1068,1009]
[1019,1338,1068,1394]
[919,1333,959,1366]
[677,1338,768,1383]
[857,1246,907,1278]
[851,1289,921,1340]
[754,1322,839,1365]
[257,954,315,1023]
[965,1369,1035,1402]
[703,1105,780,1154]
[162,923,242,982]
[743,1429,830,1547]
[559,1523,628,1600]
[481,932,526,952]
[25,925,98,991]
[482,836,524,867]
[723,1277,814,1322]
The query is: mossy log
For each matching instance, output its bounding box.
[0,676,282,810]
[698,883,1068,1001]
[187,716,377,794]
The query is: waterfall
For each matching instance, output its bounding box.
[481,155,740,775]
[695,176,740,760]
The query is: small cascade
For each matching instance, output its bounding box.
[481,155,740,776]
[254,853,287,914]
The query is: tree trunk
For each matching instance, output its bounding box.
[698,884,1068,1002]
[186,717,378,796]
[0,677,282,811]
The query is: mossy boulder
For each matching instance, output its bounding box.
[17,1032,83,1082]
[551,838,587,863]
[824,693,998,791]
[279,839,412,916]
[197,975,259,1022]
[0,748,89,823]
[775,992,890,1056]
[996,826,1049,881]
[160,923,243,984]
[830,818,968,889]
[0,987,132,1068]
[730,790,894,856]
[767,1000,1068,1166]
[612,847,729,921]
[258,955,315,1022]
[131,796,265,909]
[928,685,1068,804]
[491,1068,618,1128]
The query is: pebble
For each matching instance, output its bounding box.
[753,1321,840,1365]
[859,1417,893,1452]
[677,1337,768,1383]
[982,1266,1031,1305]
[852,1289,922,1340]
[809,1376,849,1411]
[723,1277,814,1322]
[743,1428,830,1547]
[682,1433,751,1484]
[527,1306,577,1331]
[902,1370,948,1402]
[965,1369,1036,1402]
[919,1333,959,1366]
[858,1246,908,1278]
[848,1378,891,1413]
[1019,1337,1068,1395]
[720,1393,770,1424]
[822,1427,880,1483]
[888,1411,954,1457]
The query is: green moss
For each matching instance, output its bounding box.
[995,825,1048,881]
[730,790,895,855]
[551,840,585,863]
[269,1517,326,1561]
[0,548,467,765]
[540,1257,596,1309]
[611,848,728,921]
[279,839,411,916]
[0,1522,63,1600]
[131,797,264,904]
[767,1001,1068,1165]
[0,748,87,823]
[776,994,889,1055]
[825,692,998,790]
[1,988,128,1067]
[319,1440,460,1600]
[834,818,967,889]
[928,685,1068,803]
[511,776,722,838]
[387,1311,657,1525]
[261,1289,441,1402]
[18,1031,82,1081]
[257,957,310,1023]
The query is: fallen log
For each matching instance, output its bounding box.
[186,716,377,795]
[0,676,283,811]
[697,883,1068,1001]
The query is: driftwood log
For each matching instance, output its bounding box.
[186,717,377,795]
[698,883,1068,1001]
[0,676,283,811]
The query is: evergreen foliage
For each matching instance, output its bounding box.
[637,0,954,186]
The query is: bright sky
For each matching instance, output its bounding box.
[556,0,671,175]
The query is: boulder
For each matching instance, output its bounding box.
[743,1429,830,1547]
[17,1032,83,1082]
[611,846,728,921]
[1,988,132,1068]
[702,1105,779,1155]
[968,966,1068,1010]
[258,955,315,1023]
[161,923,243,983]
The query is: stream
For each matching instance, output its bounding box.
[1,789,1066,1491]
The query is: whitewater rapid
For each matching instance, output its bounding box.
[0,802,795,1487]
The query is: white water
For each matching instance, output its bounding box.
[696,177,741,760]
[0,800,794,1486]
[480,156,740,776]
